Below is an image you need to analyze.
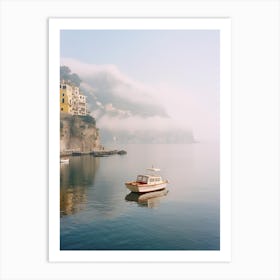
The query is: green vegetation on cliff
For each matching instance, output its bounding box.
[60,66,82,86]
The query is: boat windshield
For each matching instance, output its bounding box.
[136,175,148,183]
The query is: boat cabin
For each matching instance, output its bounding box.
[136,175,163,185]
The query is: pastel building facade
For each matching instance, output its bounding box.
[60,80,88,115]
[60,82,73,114]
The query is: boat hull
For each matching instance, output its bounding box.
[125,181,168,193]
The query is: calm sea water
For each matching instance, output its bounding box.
[60,143,220,250]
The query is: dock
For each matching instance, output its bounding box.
[60,149,127,157]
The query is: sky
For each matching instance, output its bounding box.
[60,30,220,141]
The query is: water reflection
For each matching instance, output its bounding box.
[60,155,99,216]
[60,155,99,187]
[125,189,169,208]
[61,144,220,250]
[60,186,88,216]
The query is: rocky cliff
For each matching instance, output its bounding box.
[60,113,101,153]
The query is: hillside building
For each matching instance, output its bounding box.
[60,80,88,116]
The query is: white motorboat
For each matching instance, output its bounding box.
[60,158,69,164]
[125,167,168,193]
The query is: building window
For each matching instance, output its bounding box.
[62,93,64,96]
[62,98,64,103]
[61,108,63,111]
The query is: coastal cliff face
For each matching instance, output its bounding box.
[60,113,101,153]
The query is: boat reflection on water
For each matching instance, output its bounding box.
[125,189,169,208]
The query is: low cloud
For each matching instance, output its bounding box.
[97,114,186,132]
[61,58,218,142]
[61,57,167,118]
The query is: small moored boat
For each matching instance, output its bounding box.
[60,158,69,164]
[125,167,168,193]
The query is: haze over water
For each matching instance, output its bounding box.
[60,142,220,250]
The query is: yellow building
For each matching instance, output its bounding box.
[60,80,88,116]
[60,81,73,114]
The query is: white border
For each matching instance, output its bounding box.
[49,18,231,262]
